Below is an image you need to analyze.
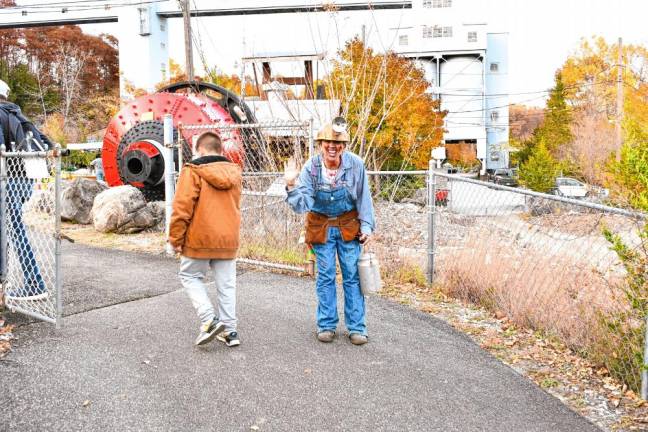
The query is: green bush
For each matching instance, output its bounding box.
[519,140,562,193]
[63,151,96,171]
[597,224,648,392]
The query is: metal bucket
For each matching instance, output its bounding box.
[358,250,382,296]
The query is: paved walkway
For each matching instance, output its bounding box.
[0,244,600,431]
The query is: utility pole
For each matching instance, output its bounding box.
[361,24,366,45]
[616,37,623,162]
[181,0,194,82]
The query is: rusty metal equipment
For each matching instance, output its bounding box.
[102,81,258,200]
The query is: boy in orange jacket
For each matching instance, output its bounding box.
[169,131,242,347]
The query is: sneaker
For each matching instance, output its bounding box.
[195,318,225,346]
[5,288,49,301]
[216,331,240,347]
[317,330,336,343]
[349,333,368,346]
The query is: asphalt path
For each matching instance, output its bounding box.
[0,243,600,431]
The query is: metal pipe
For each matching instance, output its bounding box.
[642,314,648,400]
[8,305,57,325]
[54,145,63,329]
[236,258,306,273]
[1,150,59,158]
[436,172,646,220]
[308,118,314,158]
[242,172,284,177]
[0,145,7,287]
[181,121,309,131]
[163,114,175,255]
[427,160,436,284]
[177,137,184,174]
[367,170,428,175]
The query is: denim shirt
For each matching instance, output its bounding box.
[286,151,376,235]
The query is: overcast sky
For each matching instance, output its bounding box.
[14,0,646,107]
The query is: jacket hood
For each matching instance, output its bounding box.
[0,101,21,115]
[190,156,241,190]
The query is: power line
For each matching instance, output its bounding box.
[0,0,170,15]
[443,80,615,114]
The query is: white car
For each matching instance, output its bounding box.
[555,177,588,198]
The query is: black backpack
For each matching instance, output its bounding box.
[0,104,53,152]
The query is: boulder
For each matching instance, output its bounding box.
[61,178,107,224]
[146,201,166,232]
[92,186,163,233]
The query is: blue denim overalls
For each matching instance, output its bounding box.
[310,156,366,336]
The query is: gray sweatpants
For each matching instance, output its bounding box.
[179,256,237,332]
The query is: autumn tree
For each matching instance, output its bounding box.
[326,38,445,169]
[0,22,119,142]
[559,37,648,203]
[509,104,544,142]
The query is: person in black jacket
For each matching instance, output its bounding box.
[0,79,54,301]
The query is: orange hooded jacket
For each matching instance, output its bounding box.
[169,155,242,259]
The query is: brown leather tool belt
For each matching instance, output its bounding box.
[305,209,360,244]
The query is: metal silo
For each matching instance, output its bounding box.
[439,55,486,168]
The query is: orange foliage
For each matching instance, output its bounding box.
[327,38,445,169]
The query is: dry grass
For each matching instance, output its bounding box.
[62,223,166,254]
[434,212,647,392]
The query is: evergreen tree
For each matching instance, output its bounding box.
[519,139,561,193]
[534,72,573,153]
[515,72,573,167]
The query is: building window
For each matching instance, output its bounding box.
[467,31,477,42]
[399,35,409,46]
[490,111,500,122]
[138,6,151,36]
[427,0,452,7]
[424,25,453,38]
[490,62,499,72]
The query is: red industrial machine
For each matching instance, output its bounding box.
[102,81,258,200]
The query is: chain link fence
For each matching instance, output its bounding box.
[368,170,430,285]
[0,146,63,327]
[431,172,647,393]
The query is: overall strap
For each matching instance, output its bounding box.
[310,155,321,190]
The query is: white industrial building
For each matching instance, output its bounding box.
[3,0,510,171]
[391,0,510,171]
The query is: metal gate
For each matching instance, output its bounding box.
[0,145,64,327]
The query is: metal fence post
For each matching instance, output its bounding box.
[308,118,314,159]
[163,114,175,256]
[0,145,6,289]
[642,315,648,399]
[54,145,63,328]
[427,159,436,284]
[177,124,184,180]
